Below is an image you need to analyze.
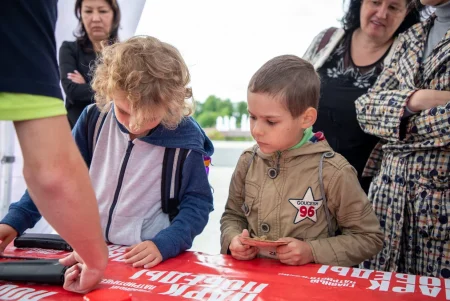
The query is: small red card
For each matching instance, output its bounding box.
[239,237,288,247]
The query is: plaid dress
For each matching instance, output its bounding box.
[355,16,450,278]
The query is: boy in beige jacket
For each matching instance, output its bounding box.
[220,55,383,267]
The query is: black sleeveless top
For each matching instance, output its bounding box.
[314,32,391,193]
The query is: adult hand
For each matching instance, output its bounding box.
[229,229,258,260]
[60,251,106,294]
[276,237,314,265]
[0,224,18,253]
[124,241,163,269]
[67,70,86,84]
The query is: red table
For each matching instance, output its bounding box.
[0,244,448,300]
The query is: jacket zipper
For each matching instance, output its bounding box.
[105,140,134,242]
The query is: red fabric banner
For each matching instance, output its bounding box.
[0,245,448,300]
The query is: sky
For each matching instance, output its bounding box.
[136,0,345,103]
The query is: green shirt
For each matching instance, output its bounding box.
[0,93,66,121]
[289,127,314,150]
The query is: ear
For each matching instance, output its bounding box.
[298,107,317,129]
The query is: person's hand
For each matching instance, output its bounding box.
[407,90,450,112]
[0,224,18,253]
[67,70,86,84]
[276,237,314,265]
[60,251,106,294]
[124,241,163,268]
[229,229,258,260]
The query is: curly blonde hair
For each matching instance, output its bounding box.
[91,35,193,130]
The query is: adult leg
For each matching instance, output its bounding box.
[360,152,407,271]
[412,184,450,278]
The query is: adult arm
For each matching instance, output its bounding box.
[13,115,107,293]
[59,42,95,105]
[0,107,94,236]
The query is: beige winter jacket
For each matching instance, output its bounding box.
[220,140,383,267]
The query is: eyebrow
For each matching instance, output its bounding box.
[115,105,130,114]
[388,0,402,6]
[247,110,281,118]
[83,5,108,9]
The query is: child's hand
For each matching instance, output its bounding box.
[229,229,258,260]
[124,241,163,268]
[0,224,18,253]
[276,237,314,265]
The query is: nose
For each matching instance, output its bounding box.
[92,11,101,21]
[251,121,264,138]
[376,4,388,19]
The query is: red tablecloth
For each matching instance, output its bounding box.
[0,245,448,300]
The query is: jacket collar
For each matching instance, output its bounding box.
[255,140,333,160]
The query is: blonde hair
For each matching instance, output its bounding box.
[92,35,193,130]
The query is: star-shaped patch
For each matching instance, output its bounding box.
[289,187,323,223]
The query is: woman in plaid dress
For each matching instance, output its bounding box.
[356,0,450,278]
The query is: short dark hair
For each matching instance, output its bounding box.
[74,0,121,52]
[248,55,320,118]
[342,0,424,35]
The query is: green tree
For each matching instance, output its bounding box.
[196,111,219,128]
[218,98,233,117]
[202,95,221,112]
[193,101,202,119]
[234,101,247,127]
[236,101,247,116]
[193,95,246,128]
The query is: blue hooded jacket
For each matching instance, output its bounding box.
[1,104,214,261]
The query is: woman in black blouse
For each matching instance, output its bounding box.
[303,0,423,193]
[59,0,121,128]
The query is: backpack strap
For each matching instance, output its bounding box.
[85,104,108,161]
[161,148,190,222]
[240,145,259,215]
[319,151,337,237]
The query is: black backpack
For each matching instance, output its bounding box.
[85,105,189,222]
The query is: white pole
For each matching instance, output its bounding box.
[0,121,15,218]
